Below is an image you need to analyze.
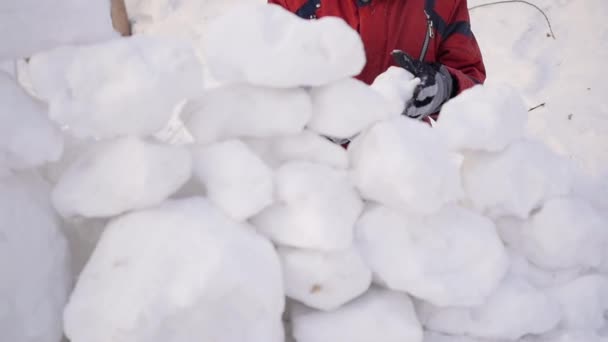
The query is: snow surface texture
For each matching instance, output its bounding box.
[26,36,204,139]
[204,4,366,87]
[0,0,116,59]
[2,1,608,342]
[52,136,192,218]
[0,72,63,170]
[63,198,285,342]
[0,174,70,342]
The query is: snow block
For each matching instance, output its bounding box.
[0,72,63,170]
[193,139,274,221]
[0,174,71,342]
[52,137,192,218]
[64,197,284,342]
[27,36,203,139]
[253,161,363,251]
[204,4,365,87]
[0,0,116,59]
[291,288,423,342]
[183,84,311,145]
[279,246,372,311]
[356,204,509,307]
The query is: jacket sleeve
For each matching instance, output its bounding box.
[438,0,486,95]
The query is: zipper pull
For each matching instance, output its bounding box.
[424,10,434,39]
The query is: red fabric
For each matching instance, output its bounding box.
[268,0,485,94]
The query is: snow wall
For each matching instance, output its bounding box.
[1,2,607,342]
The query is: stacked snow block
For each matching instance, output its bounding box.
[1,3,608,342]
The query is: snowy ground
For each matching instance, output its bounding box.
[470,0,608,179]
[1,1,607,342]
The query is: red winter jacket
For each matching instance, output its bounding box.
[268,0,486,94]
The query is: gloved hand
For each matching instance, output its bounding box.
[391,50,454,120]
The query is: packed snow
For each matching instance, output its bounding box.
[291,288,423,342]
[0,174,70,342]
[0,72,63,170]
[1,1,607,342]
[192,139,273,221]
[26,36,204,139]
[63,198,284,342]
[279,246,372,311]
[0,0,116,59]
[204,4,366,87]
[52,136,192,218]
[252,161,364,251]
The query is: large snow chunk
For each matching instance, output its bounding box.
[0,0,115,60]
[0,174,70,342]
[244,130,349,169]
[193,140,274,221]
[349,117,463,215]
[506,250,584,289]
[64,197,284,342]
[548,275,608,330]
[521,197,607,270]
[463,140,572,219]
[253,161,363,251]
[356,205,508,307]
[522,330,608,342]
[27,36,204,139]
[308,78,395,139]
[124,0,263,63]
[419,277,561,340]
[436,85,528,152]
[52,137,192,218]
[291,288,423,342]
[183,84,311,145]
[0,73,63,169]
[371,66,420,116]
[205,4,365,87]
[279,246,372,311]
[424,332,491,342]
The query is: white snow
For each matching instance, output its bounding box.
[521,197,607,270]
[423,332,491,342]
[183,84,312,145]
[548,275,608,331]
[471,0,608,178]
[0,60,15,78]
[27,36,204,139]
[192,139,274,221]
[436,85,528,152]
[0,174,70,342]
[419,276,561,340]
[349,117,463,215]
[52,137,192,218]
[204,4,365,87]
[0,72,63,170]
[253,161,363,251]
[308,78,395,139]
[124,0,264,65]
[462,140,572,219]
[279,246,372,311]
[370,66,420,116]
[3,0,608,341]
[356,204,509,307]
[0,0,116,60]
[64,197,284,342]
[291,288,423,342]
[244,130,349,170]
[523,330,608,342]
[522,198,608,269]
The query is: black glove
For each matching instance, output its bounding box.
[391,50,454,120]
